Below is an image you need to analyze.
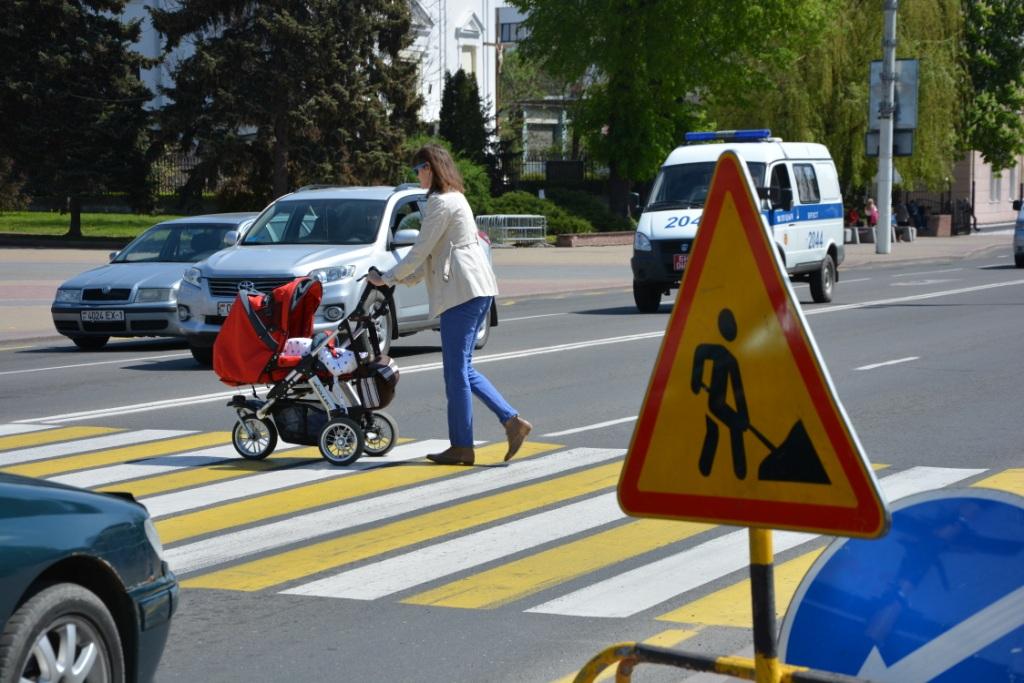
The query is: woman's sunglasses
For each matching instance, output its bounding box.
[411,162,429,173]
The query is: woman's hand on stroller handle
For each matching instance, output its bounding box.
[363,267,386,288]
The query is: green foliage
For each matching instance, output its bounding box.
[487,191,591,235]
[152,0,422,206]
[439,70,491,164]
[961,0,1024,171]
[545,189,633,232]
[0,212,185,238]
[0,157,28,212]
[0,0,155,235]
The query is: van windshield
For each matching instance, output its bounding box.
[645,162,765,212]
[243,199,386,245]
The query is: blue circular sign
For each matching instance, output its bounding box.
[779,489,1024,681]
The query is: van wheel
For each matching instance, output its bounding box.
[809,254,836,303]
[633,282,662,313]
[190,344,213,366]
[1015,254,1024,268]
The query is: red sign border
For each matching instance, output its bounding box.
[618,152,888,538]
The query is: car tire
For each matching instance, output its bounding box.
[361,290,393,356]
[809,254,836,303]
[0,582,125,683]
[633,281,662,313]
[1016,254,1024,268]
[473,305,492,350]
[70,335,109,351]
[189,344,213,366]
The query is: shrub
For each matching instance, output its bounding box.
[486,191,591,235]
[546,188,634,232]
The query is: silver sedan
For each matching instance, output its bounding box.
[51,213,257,350]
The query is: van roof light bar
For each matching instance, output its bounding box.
[684,129,773,144]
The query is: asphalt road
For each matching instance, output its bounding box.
[1,249,1022,681]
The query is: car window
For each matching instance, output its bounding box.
[115,224,231,263]
[793,163,821,203]
[392,200,422,234]
[243,199,386,245]
[646,161,765,211]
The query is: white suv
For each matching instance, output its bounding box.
[176,185,495,364]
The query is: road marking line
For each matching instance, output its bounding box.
[542,416,636,437]
[525,466,983,619]
[855,356,919,371]
[892,268,963,277]
[501,313,566,322]
[404,517,711,609]
[175,448,621,587]
[4,432,221,478]
[284,493,626,600]
[0,424,56,437]
[142,438,433,520]
[805,279,1024,316]
[0,352,189,376]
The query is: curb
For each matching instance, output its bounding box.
[555,231,634,247]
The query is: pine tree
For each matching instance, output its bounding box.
[438,69,490,165]
[0,0,153,236]
[152,0,423,205]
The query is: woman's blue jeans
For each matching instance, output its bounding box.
[439,296,516,447]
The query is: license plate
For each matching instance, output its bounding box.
[673,253,688,271]
[81,310,124,322]
[217,301,233,317]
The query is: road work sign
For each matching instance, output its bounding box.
[780,489,1024,681]
[618,151,889,538]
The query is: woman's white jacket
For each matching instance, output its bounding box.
[381,191,498,319]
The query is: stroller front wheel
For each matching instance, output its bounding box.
[319,416,364,466]
[232,416,278,460]
[362,411,398,456]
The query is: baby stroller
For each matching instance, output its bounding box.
[213,275,399,466]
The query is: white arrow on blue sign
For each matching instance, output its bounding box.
[779,488,1024,681]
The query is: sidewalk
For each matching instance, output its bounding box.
[0,231,1011,346]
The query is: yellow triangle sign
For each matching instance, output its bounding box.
[618,151,889,538]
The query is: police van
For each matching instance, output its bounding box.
[631,129,845,312]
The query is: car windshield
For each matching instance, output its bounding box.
[243,199,385,246]
[646,161,766,211]
[114,223,232,263]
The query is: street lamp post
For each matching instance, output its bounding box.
[876,0,898,254]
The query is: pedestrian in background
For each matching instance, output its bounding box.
[865,198,879,228]
[367,144,532,465]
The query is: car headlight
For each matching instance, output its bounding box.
[143,517,166,562]
[309,265,356,283]
[183,267,202,287]
[136,288,174,303]
[634,231,653,252]
[55,288,82,303]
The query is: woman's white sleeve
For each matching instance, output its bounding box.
[384,195,448,285]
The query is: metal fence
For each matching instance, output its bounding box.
[476,214,548,246]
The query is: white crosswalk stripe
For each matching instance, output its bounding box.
[49,444,264,488]
[525,466,984,618]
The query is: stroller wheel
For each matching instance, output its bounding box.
[362,412,398,456]
[319,416,364,466]
[232,416,278,460]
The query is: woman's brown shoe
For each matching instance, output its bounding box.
[426,446,475,465]
[503,416,532,462]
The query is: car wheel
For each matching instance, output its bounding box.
[633,281,662,313]
[361,290,393,356]
[1016,254,1024,268]
[189,344,213,366]
[0,582,125,683]
[70,335,109,351]
[318,416,364,466]
[473,305,492,350]
[809,254,836,303]
[232,416,278,459]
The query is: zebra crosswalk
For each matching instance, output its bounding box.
[1,422,1020,630]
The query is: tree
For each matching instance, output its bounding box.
[961,0,1024,172]
[439,69,491,164]
[510,0,822,216]
[0,0,153,236]
[152,0,422,205]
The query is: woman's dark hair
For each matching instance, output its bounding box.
[411,145,464,194]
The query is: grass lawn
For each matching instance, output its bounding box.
[0,211,185,238]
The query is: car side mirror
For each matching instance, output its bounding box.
[392,228,419,248]
[1013,200,1021,212]
[223,230,239,246]
[628,192,641,215]
[108,251,119,261]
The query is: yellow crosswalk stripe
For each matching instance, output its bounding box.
[104,447,321,498]
[548,628,699,683]
[182,457,619,592]
[4,433,230,478]
[972,468,1024,494]
[0,426,118,452]
[405,518,711,609]
[157,441,560,545]
[656,548,825,627]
